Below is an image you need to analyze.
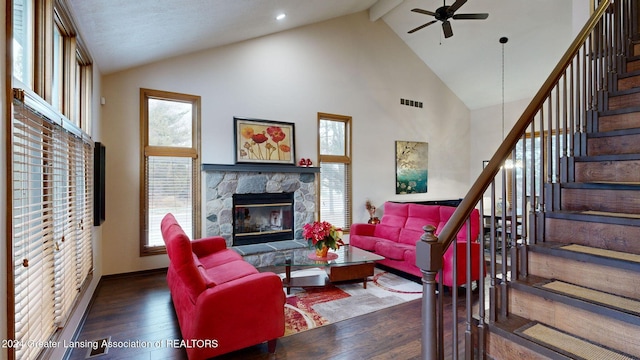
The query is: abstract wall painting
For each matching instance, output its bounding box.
[395,141,428,194]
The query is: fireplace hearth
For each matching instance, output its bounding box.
[232,192,294,246]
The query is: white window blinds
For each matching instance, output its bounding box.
[11,95,94,360]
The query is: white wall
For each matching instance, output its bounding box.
[469,98,530,183]
[100,11,471,275]
[573,0,591,36]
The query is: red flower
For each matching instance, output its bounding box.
[279,144,291,152]
[303,221,343,250]
[266,126,286,143]
[252,132,268,144]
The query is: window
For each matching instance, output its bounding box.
[12,0,34,87]
[11,93,94,360]
[318,113,352,231]
[9,1,94,359]
[76,47,93,133]
[141,89,201,255]
[51,24,63,111]
[12,0,92,130]
[509,130,564,210]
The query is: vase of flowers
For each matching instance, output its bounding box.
[302,221,344,258]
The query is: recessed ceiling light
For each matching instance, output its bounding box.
[276,13,286,20]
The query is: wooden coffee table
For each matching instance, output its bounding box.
[278,245,384,294]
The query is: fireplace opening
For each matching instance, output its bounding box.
[232,192,294,246]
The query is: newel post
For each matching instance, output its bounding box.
[416,224,442,360]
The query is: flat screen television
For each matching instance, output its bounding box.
[94,142,106,226]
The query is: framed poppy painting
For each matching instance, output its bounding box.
[234,117,296,165]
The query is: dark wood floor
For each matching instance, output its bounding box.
[66,267,475,360]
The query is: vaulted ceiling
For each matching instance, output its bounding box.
[67,0,578,109]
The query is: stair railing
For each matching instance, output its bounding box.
[417,0,636,359]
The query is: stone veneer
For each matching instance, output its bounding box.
[204,169,317,267]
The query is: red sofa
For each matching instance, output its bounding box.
[350,202,484,287]
[161,213,285,359]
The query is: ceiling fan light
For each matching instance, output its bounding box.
[276,13,286,21]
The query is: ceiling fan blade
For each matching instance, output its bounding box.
[442,21,453,38]
[411,8,436,17]
[452,13,489,20]
[408,20,438,34]
[448,0,467,13]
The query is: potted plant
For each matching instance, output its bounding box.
[302,221,344,258]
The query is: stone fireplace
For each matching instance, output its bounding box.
[203,164,318,251]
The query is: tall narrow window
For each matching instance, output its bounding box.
[51,24,63,111]
[318,113,352,231]
[141,89,201,255]
[12,0,34,87]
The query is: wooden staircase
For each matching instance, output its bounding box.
[485,43,640,359]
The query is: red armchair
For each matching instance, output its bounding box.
[161,213,285,359]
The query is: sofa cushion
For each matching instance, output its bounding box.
[375,241,412,260]
[198,248,243,268]
[350,235,384,251]
[200,259,259,286]
[405,204,441,232]
[373,224,401,241]
[380,202,409,227]
[398,228,424,246]
[350,223,376,236]
[163,221,194,266]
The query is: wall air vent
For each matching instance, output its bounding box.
[400,98,423,108]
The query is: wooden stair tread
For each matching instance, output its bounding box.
[587,181,640,185]
[587,127,640,137]
[574,153,640,162]
[509,275,640,327]
[488,314,576,360]
[529,242,640,272]
[617,69,640,79]
[610,86,640,96]
[562,181,640,188]
[548,209,640,220]
[580,210,640,219]
[560,244,640,264]
[599,105,640,116]
[515,322,639,360]
[546,210,640,228]
[537,279,640,316]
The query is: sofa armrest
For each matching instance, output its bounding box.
[191,236,228,257]
[351,223,376,236]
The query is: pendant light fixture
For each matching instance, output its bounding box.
[500,36,520,169]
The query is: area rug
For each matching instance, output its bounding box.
[281,268,422,336]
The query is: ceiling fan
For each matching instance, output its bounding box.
[408,0,488,38]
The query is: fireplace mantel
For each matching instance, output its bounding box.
[202,163,319,173]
